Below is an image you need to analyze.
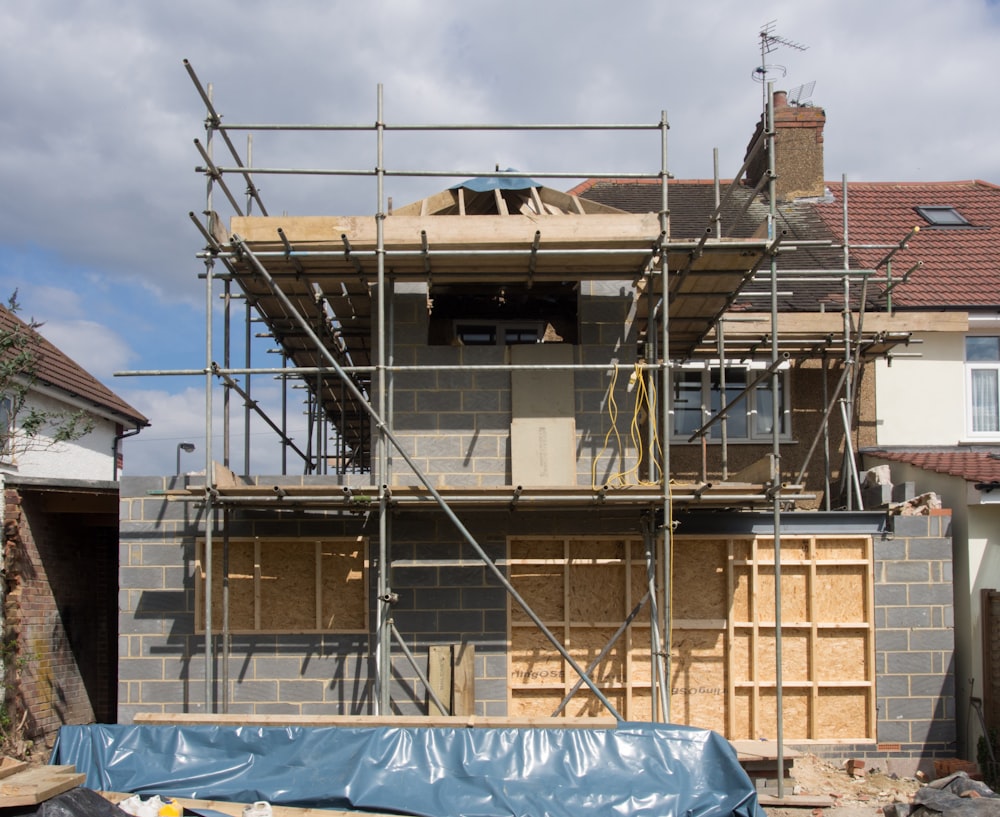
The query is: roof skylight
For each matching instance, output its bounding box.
[915,205,971,226]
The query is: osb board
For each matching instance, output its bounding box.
[672,540,727,619]
[733,629,812,683]
[816,630,869,681]
[320,539,366,629]
[204,541,255,629]
[509,689,632,719]
[509,564,564,622]
[507,534,874,741]
[669,629,726,733]
[750,688,813,741]
[510,628,565,684]
[750,537,812,562]
[569,565,627,621]
[814,565,869,622]
[816,688,870,735]
[260,541,316,629]
[751,566,810,622]
[567,627,625,684]
[814,538,868,560]
[197,537,367,634]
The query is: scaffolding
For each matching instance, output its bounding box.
[123,63,927,787]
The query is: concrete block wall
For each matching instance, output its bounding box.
[119,478,516,719]
[790,511,956,777]
[383,284,640,488]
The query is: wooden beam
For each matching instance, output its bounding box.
[231,213,663,248]
[132,712,619,728]
[427,645,452,716]
[717,311,969,335]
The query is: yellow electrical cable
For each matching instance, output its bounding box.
[593,362,665,490]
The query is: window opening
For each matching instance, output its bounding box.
[428,283,577,345]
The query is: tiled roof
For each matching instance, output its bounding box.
[0,304,148,428]
[573,179,869,312]
[574,178,1000,313]
[812,180,1000,310]
[865,448,1000,483]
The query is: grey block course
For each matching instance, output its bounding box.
[907,538,953,560]
[886,606,931,628]
[883,561,931,583]
[886,651,934,675]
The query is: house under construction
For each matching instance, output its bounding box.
[115,64,956,778]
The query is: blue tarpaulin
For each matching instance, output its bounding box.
[450,170,540,193]
[52,722,766,817]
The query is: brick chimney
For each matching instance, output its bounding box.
[744,90,826,201]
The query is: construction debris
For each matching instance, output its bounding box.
[883,771,1000,817]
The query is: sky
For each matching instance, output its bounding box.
[2,0,1000,476]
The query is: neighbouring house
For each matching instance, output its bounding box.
[831,179,1000,763]
[117,79,963,777]
[0,303,147,752]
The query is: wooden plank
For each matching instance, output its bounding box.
[0,765,86,807]
[718,310,969,335]
[0,757,27,780]
[453,643,476,717]
[757,794,836,808]
[231,213,663,248]
[428,645,452,716]
[132,713,618,728]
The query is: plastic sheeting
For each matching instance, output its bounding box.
[450,170,541,192]
[52,722,766,817]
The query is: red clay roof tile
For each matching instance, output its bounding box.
[0,304,147,428]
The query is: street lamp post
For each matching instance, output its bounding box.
[176,442,196,475]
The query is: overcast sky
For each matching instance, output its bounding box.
[2,0,999,476]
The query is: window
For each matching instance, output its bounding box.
[454,321,545,346]
[966,336,1000,434]
[915,206,971,227]
[671,364,789,442]
[196,537,368,633]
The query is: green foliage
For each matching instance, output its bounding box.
[0,291,95,456]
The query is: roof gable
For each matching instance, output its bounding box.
[0,304,147,427]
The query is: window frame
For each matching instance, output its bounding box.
[914,205,971,227]
[453,320,547,347]
[669,363,792,443]
[965,335,1000,438]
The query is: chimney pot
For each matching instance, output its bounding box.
[773,90,788,109]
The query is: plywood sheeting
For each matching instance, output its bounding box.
[197,537,367,634]
[507,534,875,741]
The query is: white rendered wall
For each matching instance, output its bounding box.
[0,389,118,482]
[874,332,966,446]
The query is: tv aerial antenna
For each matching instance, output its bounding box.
[754,20,808,110]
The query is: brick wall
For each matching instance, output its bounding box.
[3,487,116,750]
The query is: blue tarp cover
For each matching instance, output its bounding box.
[449,170,540,193]
[53,722,765,817]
